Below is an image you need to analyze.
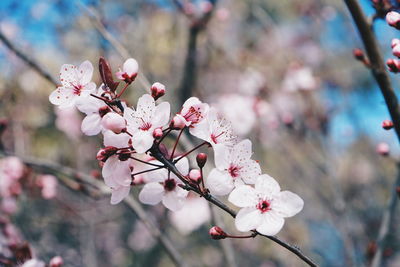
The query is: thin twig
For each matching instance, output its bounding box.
[0,31,58,85]
[0,151,187,267]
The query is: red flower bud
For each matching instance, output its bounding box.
[387,58,400,73]
[353,48,365,61]
[196,153,207,168]
[170,115,186,130]
[209,226,227,240]
[96,146,118,162]
[382,120,394,130]
[189,169,202,184]
[151,82,166,100]
[376,142,390,156]
[153,128,163,139]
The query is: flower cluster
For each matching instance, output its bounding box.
[49,57,304,236]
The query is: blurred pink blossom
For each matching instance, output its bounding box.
[37,175,58,199]
[55,106,82,140]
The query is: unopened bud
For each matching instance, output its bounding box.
[353,48,365,61]
[96,146,118,162]
[382,120,394,130]
[376,142,390,156]
[189,169,202,184]
[392,38,400,49]
[393,45,400,58]
[386,11,400,29]
[98,106,111,117]
[170,115,186,130]
[153,128,163,139]
[196,153,207,168]
[209,226,227,240]
[101,113,126,134]
[49,256,63,267]
[386,58,400,73]
[151,82,166,100]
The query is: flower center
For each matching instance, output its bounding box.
[163,179,176,191]
[72,84,83,95]
[256,199,271,213]
[228,164,241,178]
[210,132,224,144]
[184,107,203,124]
[139,122,152,131]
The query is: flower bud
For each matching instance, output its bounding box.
[386,11,400,29]
[386,58,400,73]
[353,48,364,61]
[116,58,139,84]
[98,106,111,117]
[393,45,400,58]
[382,120,394,130]
[49,256,63,267]
[189,169,202,184]
[96,146,118,162]
[151,82,166,100]
[196,153,207,168]
[392,38,400,49]
[209,226,227,240]
[170,115,186,130]
[101,113,126,134]
[153,128,163,139]
[376,142,390,156]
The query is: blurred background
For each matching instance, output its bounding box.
[0,0,400,266]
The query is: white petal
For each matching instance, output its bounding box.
[123,58,139,76]
[162,188,188,211]
[256,211,285,236]
[131,131,154,153]
[228,185,257,207]
[238,160,261,184]
[189,120,210,142]
[273,191,304,218]
[75,94,103,114]
[82,82,96,94]
[213,144,230,170]
[235,207,262,232]
[232,139,253,161]
[110,186,130,205]
[49,87,74,107]
[102,156,121,187]
[81,113,102,136]
[112,160,132,186]
[103,130,130,148]
[152,102,170,128]
[145,166,167,183]
[59,64,78,88]
[78,60,94,85]
[136,94,155,123]
[206,168,234,196]
[255,174,281,197]
[138,183,164,205]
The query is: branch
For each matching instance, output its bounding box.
[0,151,188,267]
[344,0,400,143]
[149,146,318,267]
[371,162,400,267]
[0,31,58,86]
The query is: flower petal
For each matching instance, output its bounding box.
[123,58,139,76]
[235,207,262,232]
[256,211,285,236]
[175,157,189,176]
[231,139,253,161]
[205,168,234,196]
[102,156,121,187]
[136,94,155,123]
[103,130,130,148]
[78,60,94,85]
[152,102,170,128]
[162,188,188,211]
[213,144,230,170]
[131,130,154,153]
[273,191,304,218]
[238,160,261,184]
[81,113,102,136]
[59,64,78,88]
[139,183,164,205]
[110,186,130,205]
[228,185,257,208]
[49,87,74,107]
[255,174,281,197]
[75,94,103,114]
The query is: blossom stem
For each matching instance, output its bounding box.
[174,141,209,163]
[170,128,184,159]
[116,83,130,98]
[157,128,173,144]
[225,233,257,239]
[129,156,163,167]
[131,166,165,179]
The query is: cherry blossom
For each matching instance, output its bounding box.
[281,64,318,92]
[176,97,209,130]
[124,94,170,153]
[22,259,46,267]
[206,139,261,196]
[37,175,58,199]
[190,108,236,148]
[116,58,139,83]
[139,157,189,211]
[228,175,304,236]
[75,86,110,136]
[55,106,82,139]
[49,60,96,108]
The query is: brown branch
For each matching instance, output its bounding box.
[149,145,318,267]
[344,0,400,142]
[0,31,58,86]
[0,151,187,267]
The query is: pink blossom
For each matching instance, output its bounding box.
[116,58,139,83]
[190,108,236,148]
[101,112,126,134]
[176,97,209,130]
[124,94,170,153]
[0,156,24,180]
[49,60,96,108]
[49,256,63,267]
[37,175,58,199]
[55,106,82,140]
[1,197,18,214]
[169,196,210,235]
[139,157,189,211]
[150,82,166,100]
[206,139,261,196]
[229,175,304,236]
[386,11,400,29]
[281,65,318,92]
[376,142,390,156]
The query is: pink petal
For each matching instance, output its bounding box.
[131,131,154,153]
[81,113,102,136]
[205,168,234,196]
[213,144,230,170]
[110,186,130,205]
[255,174,281,197]
[235,207,262,232]
[256,211,285,236]
[228,185,257,208]
[139,182,164,205]
[59,64,78,88]
[162,188,188,211]
[273,191,304,218]
[78,60,94,85]
[152,102,171,128]
[123,58,139,76]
